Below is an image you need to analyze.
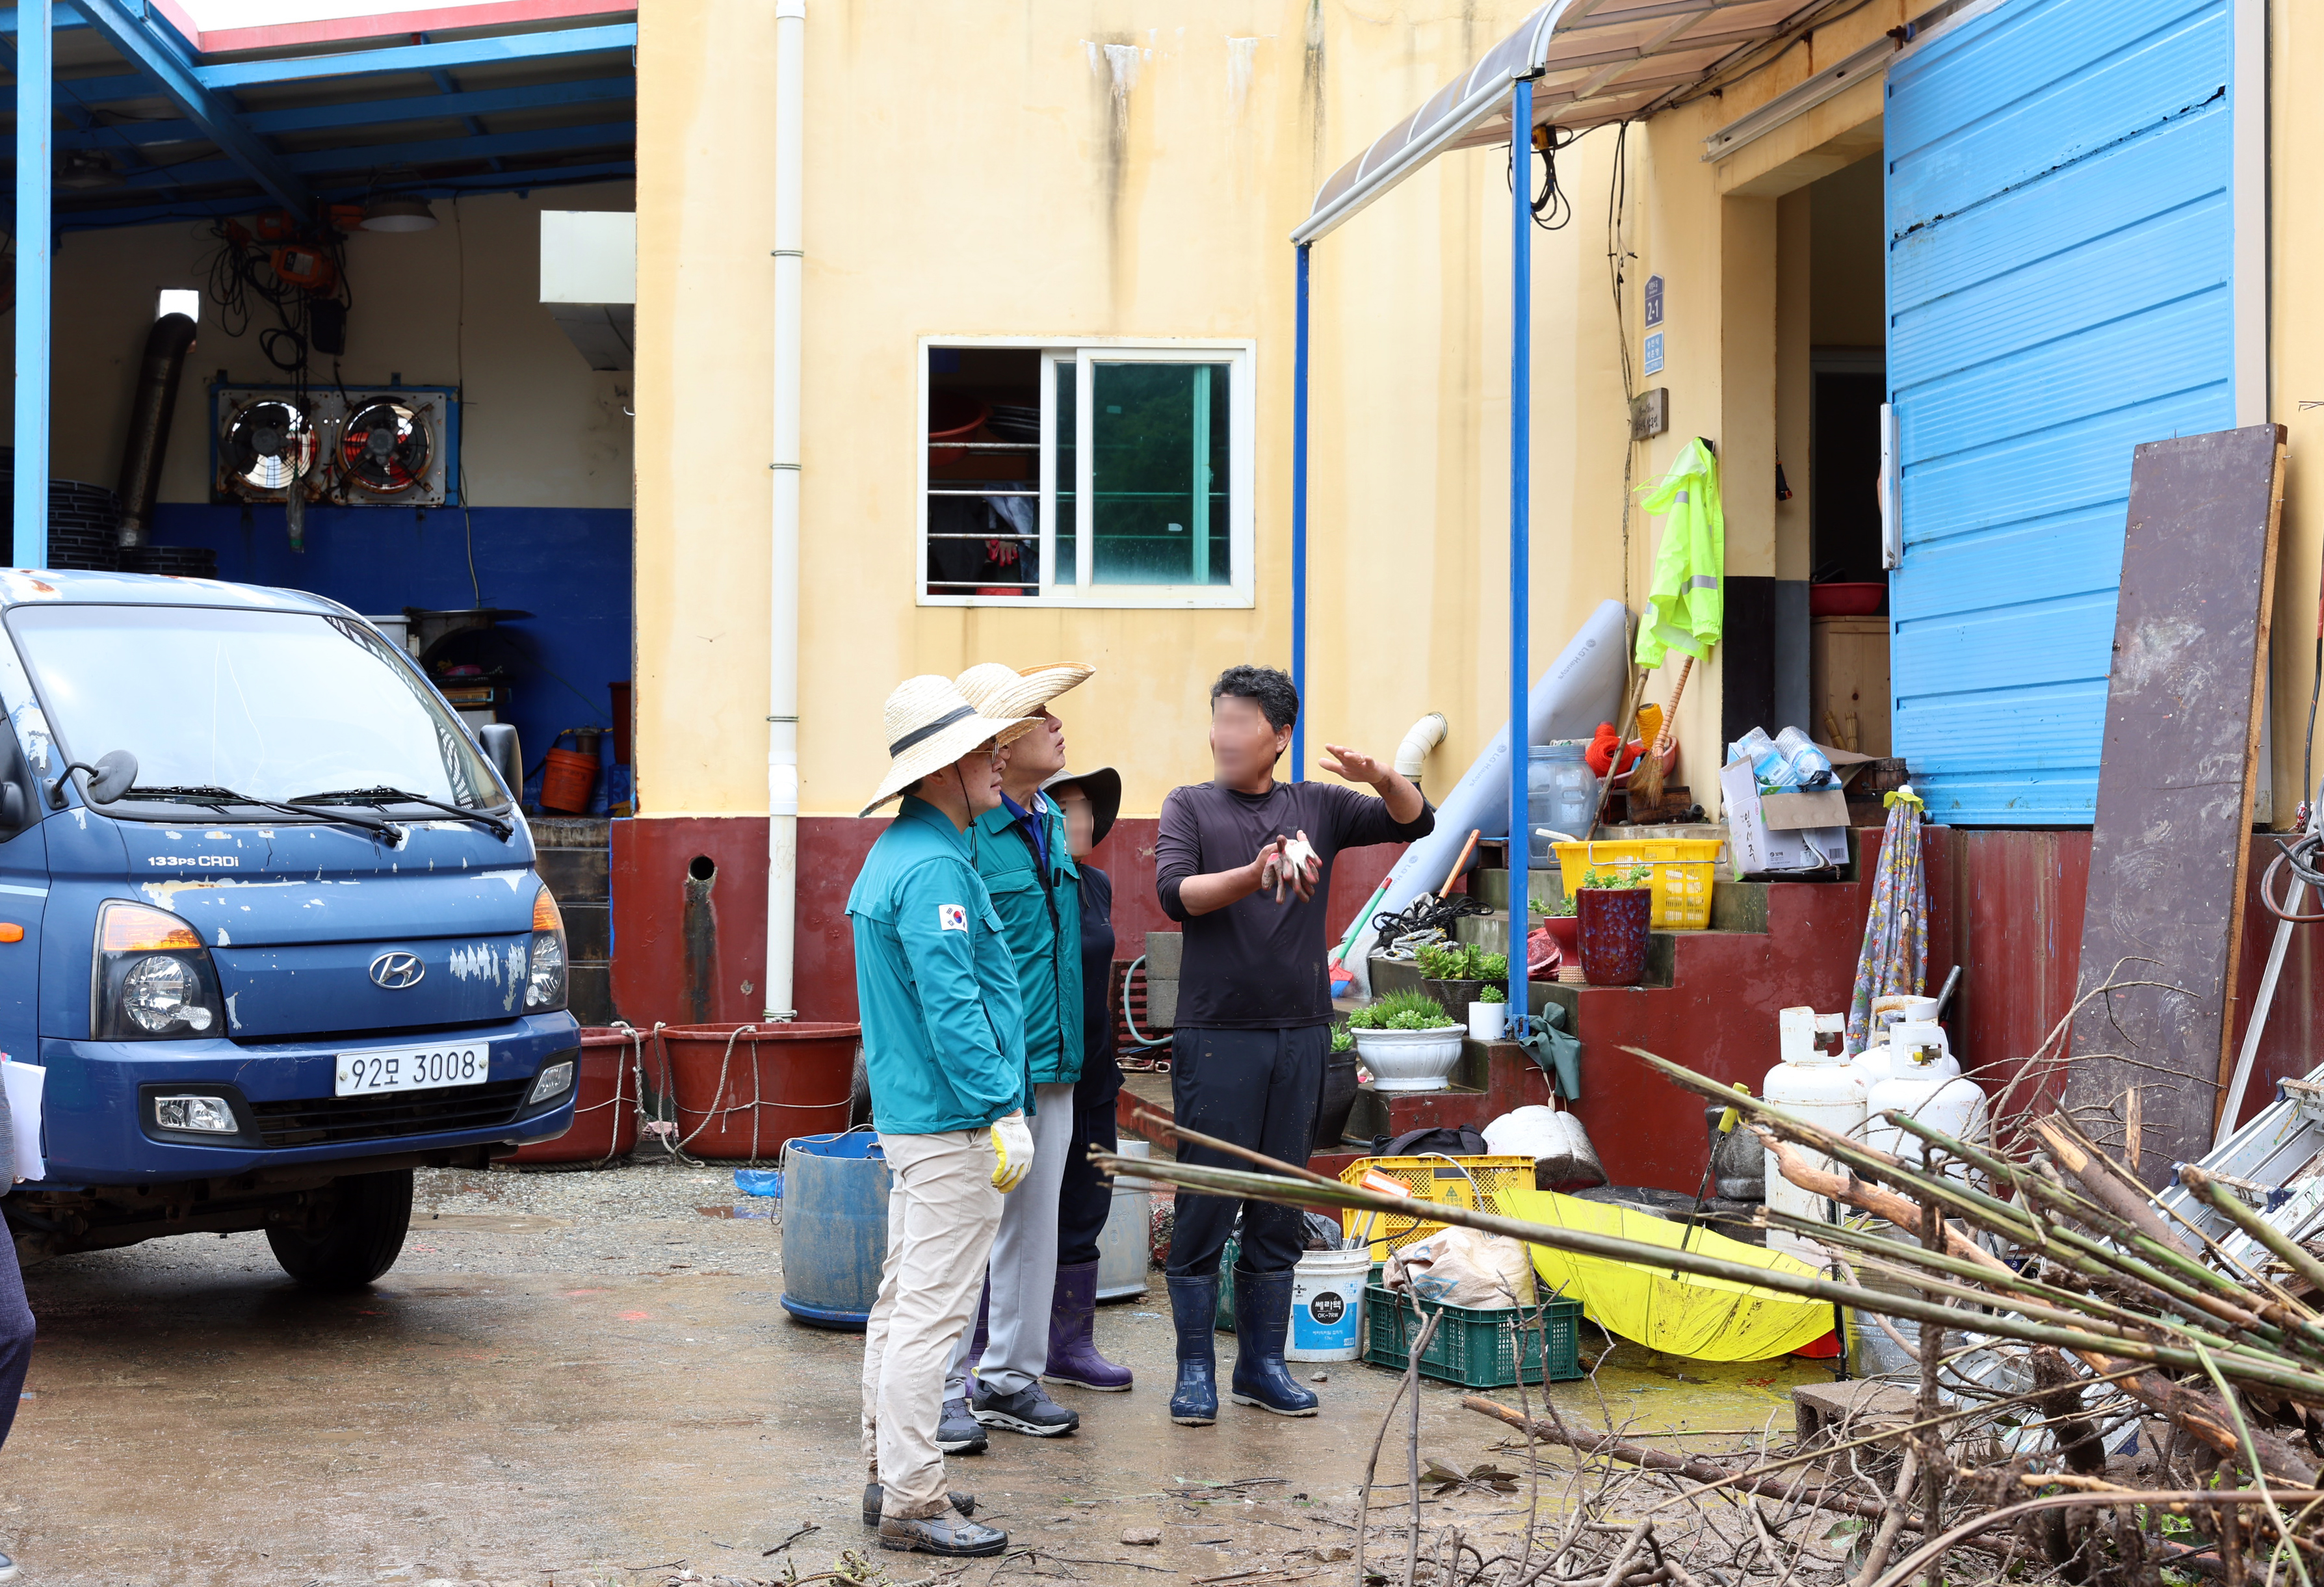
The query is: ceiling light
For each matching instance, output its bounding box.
[360,193,437,232]
[56,151,122,189]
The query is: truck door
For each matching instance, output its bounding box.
[0,715,45,1062]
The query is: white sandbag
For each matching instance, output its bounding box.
[1483,1104,1607,1190]
[1385,1225,1537,1309]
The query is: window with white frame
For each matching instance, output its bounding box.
[921,341,1253,607]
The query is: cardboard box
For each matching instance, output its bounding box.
[1721,749,1870,876]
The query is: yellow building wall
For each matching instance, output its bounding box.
[636,0,1660,824]
[2270,0,2324,826]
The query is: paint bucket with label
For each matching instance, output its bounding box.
[1286,1247,1370,1361]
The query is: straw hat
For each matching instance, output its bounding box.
[1041,766,1121,848]
[861,675,1033,817]
[954,661,1095,742]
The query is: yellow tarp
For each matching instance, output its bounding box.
[1500,1187,1834,1362]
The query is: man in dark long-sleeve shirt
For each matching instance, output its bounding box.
[1153,665,1433,1427]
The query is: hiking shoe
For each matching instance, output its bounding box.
[0,1551,18,1583]
[863,1483,975,1527]
[878,1514,1008,1556]
[973,1381,1080,1437]
[936,1396,988,1455]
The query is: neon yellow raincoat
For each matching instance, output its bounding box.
[1634,439,1725,669]
[1502,1186,1834,1361]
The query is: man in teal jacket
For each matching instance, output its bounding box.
[943,661,1093,1443]
[848,675,1038,1560]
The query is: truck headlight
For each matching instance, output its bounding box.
[93,902,229,1041]
[527,888,568,1012]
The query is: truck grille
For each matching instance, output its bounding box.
[248,1079,534,1148]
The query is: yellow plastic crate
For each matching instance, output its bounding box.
[1338,1155,1539,1263]
[1552,837,1723,930]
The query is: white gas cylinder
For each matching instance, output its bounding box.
[1763,1006,1868,1263]
[1864,1021,1987,1174]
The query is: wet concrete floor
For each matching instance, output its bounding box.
[0,1166,1834,1585]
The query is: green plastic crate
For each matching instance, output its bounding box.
[1364,1282,1584,1388]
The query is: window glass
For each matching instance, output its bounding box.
[1054,358,1077,582]
[1090,362,1232,586]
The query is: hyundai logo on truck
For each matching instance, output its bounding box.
[369,951,425,990]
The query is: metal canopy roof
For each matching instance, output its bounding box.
[4,0,634,232]
[1293,0,1851,243]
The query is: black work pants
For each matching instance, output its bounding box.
[1057,1061,1122,1268]
[0,1216,34,1448]
[1164,1025,1324,1280]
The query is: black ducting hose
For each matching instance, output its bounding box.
[114,312,198,549]
[2260,829,2324,924]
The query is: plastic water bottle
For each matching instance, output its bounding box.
[1775,726,1834,788]
[1729,727,1789,785]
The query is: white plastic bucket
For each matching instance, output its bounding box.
[1286,1247,1370,1361]
[1097,1140,1152,1301]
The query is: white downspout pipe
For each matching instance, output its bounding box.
[764,0,805,1021]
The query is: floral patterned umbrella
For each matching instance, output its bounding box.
[1844,787,1927,1056]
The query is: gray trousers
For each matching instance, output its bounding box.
[947,1081,1075,1398]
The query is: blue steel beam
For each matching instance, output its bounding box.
[71,0,313,219]
[49,157,633,228]
[47,77,633,147]
[195,23,636,90]
[1506,76,1534,1029]
[14,0,48,568]
[0,7,88,29]
[101,118,631,189]
[1290,241,1310,783]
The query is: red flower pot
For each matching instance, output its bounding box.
[1576,888,1651,986]
[1540,912,1582,959]
[510,1026,643,1164]
[659,1021,861,1162]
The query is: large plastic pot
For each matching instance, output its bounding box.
[659,1021,860,1162]
[510,1027,642,1165]
[779,1130,890,1330]
[1576,888,1651,986]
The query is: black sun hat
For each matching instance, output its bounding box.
[1041,766,1121,849]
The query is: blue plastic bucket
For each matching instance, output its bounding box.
[778,1131,889,1330]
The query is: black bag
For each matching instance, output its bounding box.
[1368,1123,1489,1159]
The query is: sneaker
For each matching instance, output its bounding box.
[863,1482,975,1527]
[937,1396,988,1455]
[878,1514,1008,1556]
[0,1550,19,1582]
[972,1381,1080,1437]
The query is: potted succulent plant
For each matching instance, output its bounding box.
[1345,990,1467,1092]
[1530,891,1581,960]
[1575,863,1652,986]
[1469,982,1508,1041]
[1415,940,1485,1018]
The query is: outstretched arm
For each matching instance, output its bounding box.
[1321,742,1426,824]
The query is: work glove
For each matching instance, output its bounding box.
[991,1112,1035,1192]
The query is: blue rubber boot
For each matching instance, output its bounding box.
[1228,1268,1319,1417]
[1165,1274,1219,1426]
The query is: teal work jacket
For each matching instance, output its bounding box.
[846,796,1030,1135]
[966,793,1084,1087]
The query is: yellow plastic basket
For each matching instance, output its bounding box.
[1338,1155,1541,1263]
[1552,837,1724,930]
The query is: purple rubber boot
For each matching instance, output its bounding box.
[1042,1260,1132,1392]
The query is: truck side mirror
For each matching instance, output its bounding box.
[478,724,521,799]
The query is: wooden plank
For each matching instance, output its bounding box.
[2065,425,2285,1184]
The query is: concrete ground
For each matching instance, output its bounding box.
[0,1162,1834,1586]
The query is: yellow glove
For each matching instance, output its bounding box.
[991,1112,1034,1192]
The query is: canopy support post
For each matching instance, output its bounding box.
[1508,77,1534,1030]
[1291,240,1311,780]
[14,0,50,570]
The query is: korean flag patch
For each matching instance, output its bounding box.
[937,904,969,932]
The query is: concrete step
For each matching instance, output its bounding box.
[561,900,610,960]
[537,845,610,902]
[568,961,616,1027]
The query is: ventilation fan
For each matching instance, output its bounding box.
[219,397,315,498]
[339,399,432,497]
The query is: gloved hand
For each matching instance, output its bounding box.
[991,1112,1035,1192]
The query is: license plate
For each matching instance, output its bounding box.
[335,1042,491,1097]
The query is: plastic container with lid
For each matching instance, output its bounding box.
[1527,741,1596,862]
[1763,1006,1869,1263]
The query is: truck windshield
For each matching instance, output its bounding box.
[9,605,501,811]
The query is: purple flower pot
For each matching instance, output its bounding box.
[1576,888,1651,986]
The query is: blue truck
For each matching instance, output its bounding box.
[0,569,581,1287]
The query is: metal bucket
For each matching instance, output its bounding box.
[1097,1139,1152,1300]
[778,1130,889,1330]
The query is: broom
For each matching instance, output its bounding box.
[1629,655,1693,811]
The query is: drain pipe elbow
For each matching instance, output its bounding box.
[1394,711,1448,789]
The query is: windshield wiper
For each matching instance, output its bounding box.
[125,785,400,839]
[292,786,514,841]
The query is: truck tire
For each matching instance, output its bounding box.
[266,1169,414,1290]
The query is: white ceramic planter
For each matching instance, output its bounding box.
[1353,1025,1467,1092]
[1467,1001,1507,1041]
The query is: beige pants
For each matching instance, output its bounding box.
[861,1127,1004,1519]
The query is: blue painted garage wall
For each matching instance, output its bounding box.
[148,503,633,789]
[1885,0,2236,825]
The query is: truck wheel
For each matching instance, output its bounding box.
[265,1169,413,1290]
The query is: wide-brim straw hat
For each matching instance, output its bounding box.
[955,661,1095,742]
[861,675,1033,818]
[1041,765,1121,849]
